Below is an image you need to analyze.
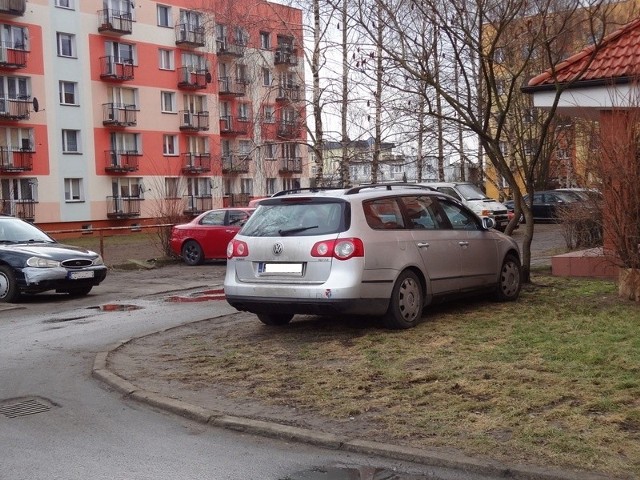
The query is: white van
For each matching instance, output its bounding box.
[419,182,510,231]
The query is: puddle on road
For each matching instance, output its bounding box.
[91,304,144,312]
[165,289,226,303]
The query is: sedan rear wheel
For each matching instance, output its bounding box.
[257,313,294,326]
[182,240,204,266]
[0,265,19,303]
[495,254,522,301]
[383,270,423,329]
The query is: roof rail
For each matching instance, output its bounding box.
[271,186,344,197]
[344,182,436,195]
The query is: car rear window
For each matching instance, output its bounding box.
[239,200,346,237]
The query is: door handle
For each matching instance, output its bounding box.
[417,242,430,248]
[458,241,469,247]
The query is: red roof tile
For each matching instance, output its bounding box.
[527,17,640,88]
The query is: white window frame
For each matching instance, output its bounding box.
[62,129,80,153]
[163,134,178,156]
[157,4,172,27]
[57,32,76,58]
[59,81,78,105]
[55,0,74,9]
[241,178,253,195]
[260,32,270,49]
[262,68,272,86]
[263,105,274,123]
[158,49,174,70]
[238,103,250,121]
[64,178,83,202]
[165,177,179,199]
[161,91,176,113]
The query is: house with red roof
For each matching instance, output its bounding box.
[523,18,640,281]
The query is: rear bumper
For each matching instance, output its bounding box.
[225,294,389,316]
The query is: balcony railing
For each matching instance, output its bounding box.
[0,146,32,172]
[97,8,133,35]
[222,154,250,174]
[177,67,208,90]
[1,199,35,221]
[179,110,209,131]
[102,103,137,127]
[218,76,247,97]
[0,42,27,69]
[181,152,211,173]
[277,120,301,139]
[175,24,205,47]
[0,96,30,120]
[106,196,141,218]
[0,0,25,16]
[104,150,140,173]
[219,115,250,135]
[274,47,298,66]
[278,157,302,173]
[227,193,250,207]
[183,194,212,216]
[276,85,302,102]
[99,56,134,81]
[216,38,246,58]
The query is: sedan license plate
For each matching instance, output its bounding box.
[259,262,303,275]
[68,271,94,280]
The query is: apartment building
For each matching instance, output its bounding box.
[0,0,308,230]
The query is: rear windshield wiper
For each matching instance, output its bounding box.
[278,225,319,236]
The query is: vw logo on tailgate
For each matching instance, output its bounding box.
[272,242,284,256]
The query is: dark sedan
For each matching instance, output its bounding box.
[0,216,108,303]
[169,207,254,265]
[505,190,581,222]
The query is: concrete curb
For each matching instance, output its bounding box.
[92,343,612,480]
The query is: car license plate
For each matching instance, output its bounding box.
[259,263,303,274]
[68,271,94,280]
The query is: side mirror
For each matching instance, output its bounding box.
[482,217,496,229]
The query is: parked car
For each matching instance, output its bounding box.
[505,190,582,222]
[0,216,108,303]
[224,184,522,330]
[418,182,510,231]
[170,208,254,265]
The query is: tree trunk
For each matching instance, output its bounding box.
[619,268,640,301]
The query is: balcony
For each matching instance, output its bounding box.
[0,146,32,172]
[100,56,134,81]
[179,110,209,131]
[97,8,133,35]
[104,150,140,173]
[227,193,250,207]
[106,196,141,218]
[220,115,250,135]
[274,47,298,67]
[218,76,247,97]
[102,103,137,127]
[277,120,301,139]
[279,157,302,174]
[276,84,302,103]
[216,38,246,58]
[222,154,250,174]
[0,0,25,16]
[183,194,212,216]
[177,67,208,90]
[0,96,30,121]
[175,24,205,48]
[181,152,211,174]
[0,199,35,221]
[0,43,27,69]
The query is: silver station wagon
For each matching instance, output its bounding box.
[224,184,522,329]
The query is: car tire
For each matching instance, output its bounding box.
[382,270,423,329]
[0,265,20,303]
[495,254,522,301]
[182,240,204,266]
[257,313,293,326]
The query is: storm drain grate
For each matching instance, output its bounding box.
[0,398,53,418]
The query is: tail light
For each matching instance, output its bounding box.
[311,238,364,260]
[227,239,248,259]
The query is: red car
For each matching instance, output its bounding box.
[169,208,254,265]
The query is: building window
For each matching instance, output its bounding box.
[260,32,271,49]
[55,0,74,9]
[262,68,272,86]
[238,103,250,121]
[62,130,80,153]
[163,135,177,155]
[523,108,536,124]
[165,177,179,199]
[57,33,76,58]
[266,178,276,195]
[241,178,253,195]
[64,178,83,202]
[524,141,534,157]
[157,5,172,27]
[496,80,505,96]
[264,143,276,160]
[59,81,78,105]
[263,105,274,123]
[161,91,176,112]
[158,49,173,70]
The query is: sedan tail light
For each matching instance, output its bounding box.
[311,238,364,260]
[227,239,249,259]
